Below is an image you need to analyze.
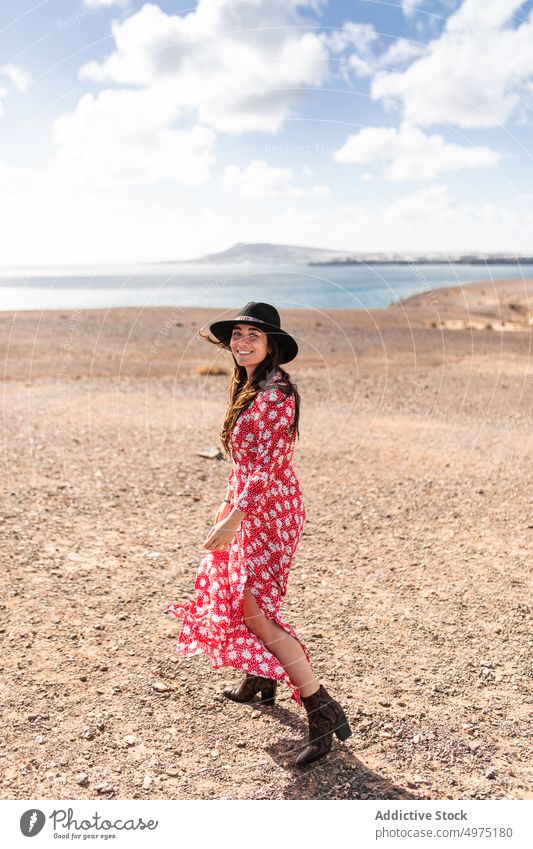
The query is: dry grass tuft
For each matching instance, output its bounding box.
[195,364,229,376]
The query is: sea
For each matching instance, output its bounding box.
[0,262,532,312]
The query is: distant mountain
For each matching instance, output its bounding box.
[155,242,533,266]
[184,242,353,264]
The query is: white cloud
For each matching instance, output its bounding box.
[334,182,533,253]
[320,20,378,79]
[0,63,30,116]
[221,159,329,197]
[1,63,30,93]
[372,0,533,127]
[50,0,331,186]
[51,87,216,187]
[401,0,426,16]
[322,21,377,53]
[378,38,426,67]
[334,122,500,180]
[79,0,328,134]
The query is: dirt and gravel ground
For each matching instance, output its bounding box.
[0,280,532,800]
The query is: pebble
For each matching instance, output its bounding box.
[94,782,114,794]
[152,682,171,693]
[412,734,421,744]
[142,774,152,789]
[165,767,180,776]
[75,772,89,787]
[123,735,136,747]
[251,710,261,719]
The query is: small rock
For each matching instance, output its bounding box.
[82,728,97,740]
[236,741,246,748]
[197,448,223,460]
[142,774,152,789]
[251,710,261,719]
[152,682,170,693]
[94,782,114,794]
[485,769,497,780]
[165,767,179,777]
[412,734,421,744]
[79,675,88,682]
[75,772,89,787]
[211,749,219,759]
[123,735,136,747]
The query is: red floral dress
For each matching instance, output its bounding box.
[166,368,310,704]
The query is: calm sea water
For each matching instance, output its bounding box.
[0,262,531,312]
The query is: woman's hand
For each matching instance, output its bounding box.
[203,514,240,551]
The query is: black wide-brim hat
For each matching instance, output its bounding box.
[209,301,298,364]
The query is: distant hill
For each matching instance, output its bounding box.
[182,242,352,264]
[155,242,533,266]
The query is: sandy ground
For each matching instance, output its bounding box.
[0,277,532,800]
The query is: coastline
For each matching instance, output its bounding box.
[1,276,531,382]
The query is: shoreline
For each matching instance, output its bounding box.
[1,276,531,383]
[1,272,533,318]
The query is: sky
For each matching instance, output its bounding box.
[1,0,533,265]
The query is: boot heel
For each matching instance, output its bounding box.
[334,711,352,741]
[259,681,277,705]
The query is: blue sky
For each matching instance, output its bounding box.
[1,0,532,264]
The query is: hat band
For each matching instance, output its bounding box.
[234,314,270,324]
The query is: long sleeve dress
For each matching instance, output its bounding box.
[166,368,310,704]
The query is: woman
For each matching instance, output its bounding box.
[166,302,352,766]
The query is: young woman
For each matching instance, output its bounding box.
[166,302,351,767]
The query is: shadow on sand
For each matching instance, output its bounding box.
[250,700,426,801]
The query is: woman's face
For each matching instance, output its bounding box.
[230,323,270,374]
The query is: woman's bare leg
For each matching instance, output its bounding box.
[243,588,319,698]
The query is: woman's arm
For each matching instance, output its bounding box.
[232,390,295,517]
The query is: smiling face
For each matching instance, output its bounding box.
[230,322,270,377]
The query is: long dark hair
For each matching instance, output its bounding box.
[199,323,301,459]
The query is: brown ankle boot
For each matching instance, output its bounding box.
[222,673,277,705]
[295,683,352,767]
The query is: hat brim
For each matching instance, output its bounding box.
[208,318,298,364]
